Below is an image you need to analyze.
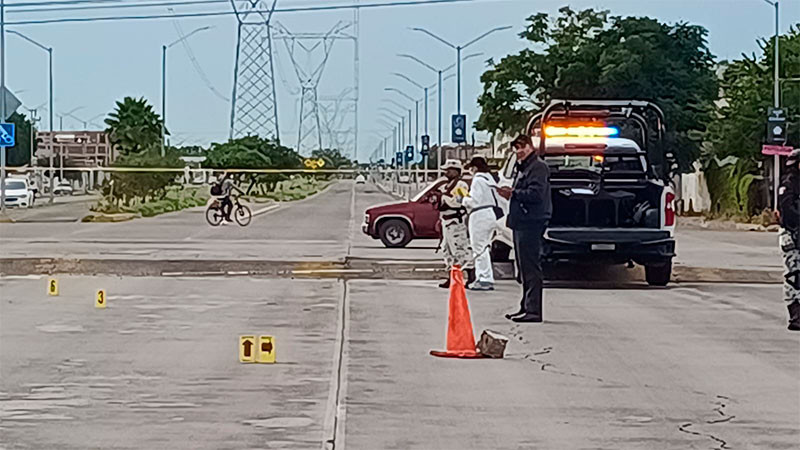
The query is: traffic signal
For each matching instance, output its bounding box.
[405,145,414,163]
[767,108,787,145]
[395,152,403,166]
[421,135,430,156]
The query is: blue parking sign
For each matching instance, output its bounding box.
[0,123,14,147]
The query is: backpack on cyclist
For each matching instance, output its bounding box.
[210,182,222,196]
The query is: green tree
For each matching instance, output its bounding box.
[104,97,165,156]
[4,112,35,167]
[707,26,800,161]
[204,136,303,194]
[476,7,719,173]
[103,145,183,206]
[311,148,352,168]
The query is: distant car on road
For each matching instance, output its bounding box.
[3,178,35,208]
[53,181,73,196]
[355,174,366,184]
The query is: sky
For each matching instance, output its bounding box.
[2,0,799,162]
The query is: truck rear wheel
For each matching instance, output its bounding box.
[379,219,412,248]
[645,261,672,286]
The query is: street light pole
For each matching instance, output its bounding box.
[762,0,780,209]
[7,29,56,203]
[1,0,7,212]
[161,26,212,157]
[410,26,510,120]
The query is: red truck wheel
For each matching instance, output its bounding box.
[379,219,412,248]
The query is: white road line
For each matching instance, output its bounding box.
[322,280,349,450]
[252,204,281,217]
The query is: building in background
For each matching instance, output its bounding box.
[35,131,116,167]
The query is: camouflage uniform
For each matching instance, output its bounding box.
[779,230,800,304]
[778,153,800,330]
[440,179,473,269]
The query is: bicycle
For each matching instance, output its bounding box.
[206,194,252,227]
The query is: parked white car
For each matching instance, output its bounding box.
[53,181,73,196]
[3,178,35,208]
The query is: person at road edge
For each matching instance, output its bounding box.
[463,156,505,291]
[778,149,800,331]
[504,134,552,323]
[437,159,474,289]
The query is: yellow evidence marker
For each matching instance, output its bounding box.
[48,278,58,296]
[239,336,256,363]
[95,289,107,308]
[256,336,276,364]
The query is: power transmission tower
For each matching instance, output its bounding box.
[319,88,356,152]
[229,0,280,141]
[273,20,353,155]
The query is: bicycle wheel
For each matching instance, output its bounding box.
[234,204,252,226]
[205,205,223,226]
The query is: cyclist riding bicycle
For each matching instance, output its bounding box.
[211,173,243,224]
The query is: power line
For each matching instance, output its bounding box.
[9,0,226,14]
[6,0,483,25]
[170,13,229,102]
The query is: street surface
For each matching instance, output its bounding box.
[1,180,798,449]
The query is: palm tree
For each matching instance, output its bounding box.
[104,97,165,156]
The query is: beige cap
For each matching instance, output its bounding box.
[441,159,463,171]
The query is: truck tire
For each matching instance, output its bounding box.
[378,219,412,248]
[645,261,672,286]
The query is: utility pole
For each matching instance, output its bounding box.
[1,0,7,212]
[768,0,781,209]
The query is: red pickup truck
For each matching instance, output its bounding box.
[362,180,453,248]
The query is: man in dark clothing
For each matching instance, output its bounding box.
[778,149,800,331]
[504,134,552,323]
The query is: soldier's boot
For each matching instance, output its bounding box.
[464,268,476,288]
[438,278,450,289]
[788,302,800,331]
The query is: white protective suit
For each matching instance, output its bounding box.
[463,172,503,284]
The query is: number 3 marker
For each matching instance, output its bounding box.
[96,290,107,309]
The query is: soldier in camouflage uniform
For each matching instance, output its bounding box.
[778,149,800,331]
[437,159,474,289]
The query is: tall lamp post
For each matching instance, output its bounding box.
[398,52,482,177]
[7,30,55,204]
[162,26,212,157]
[762,0,780,209]
[386,87,421,187]
[410,26,510,116]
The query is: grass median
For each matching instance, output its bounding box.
[84,176,332,222]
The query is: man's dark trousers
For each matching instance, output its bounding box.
[513,220,547,318]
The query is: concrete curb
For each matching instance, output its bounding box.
[0,257,784,284]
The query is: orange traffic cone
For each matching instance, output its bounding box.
[430,265,483,358]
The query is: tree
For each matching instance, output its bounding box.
[707,26,800,161]
[4,112,35,167]
[104,97,165,156]
[311,148,352,169]
[476,7,719,173]
[204,136,303,194]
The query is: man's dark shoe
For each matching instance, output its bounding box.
[505,309,526,320]
[511,314,543,323]
[438,279,450,289]
[789,302,800,331]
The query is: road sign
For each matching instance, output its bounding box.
[0,123,15,148]
[256,335,276,364]
[0,87,21,121]
[48,278,58,296]
[451,114,466,144]
[240,335,256,363]
[762,145,795,156]
[95,290,107,308]
[766,108,787,145]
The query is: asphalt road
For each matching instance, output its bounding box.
[1,180,798,449]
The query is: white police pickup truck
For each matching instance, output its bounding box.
[491,100,677,286]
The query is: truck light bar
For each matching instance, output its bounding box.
[544,126,619,137]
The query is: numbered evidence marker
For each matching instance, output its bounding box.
[95,289,107,309]
[256,335,276,364]
[239,335,256,363]
[48,278,59,296]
